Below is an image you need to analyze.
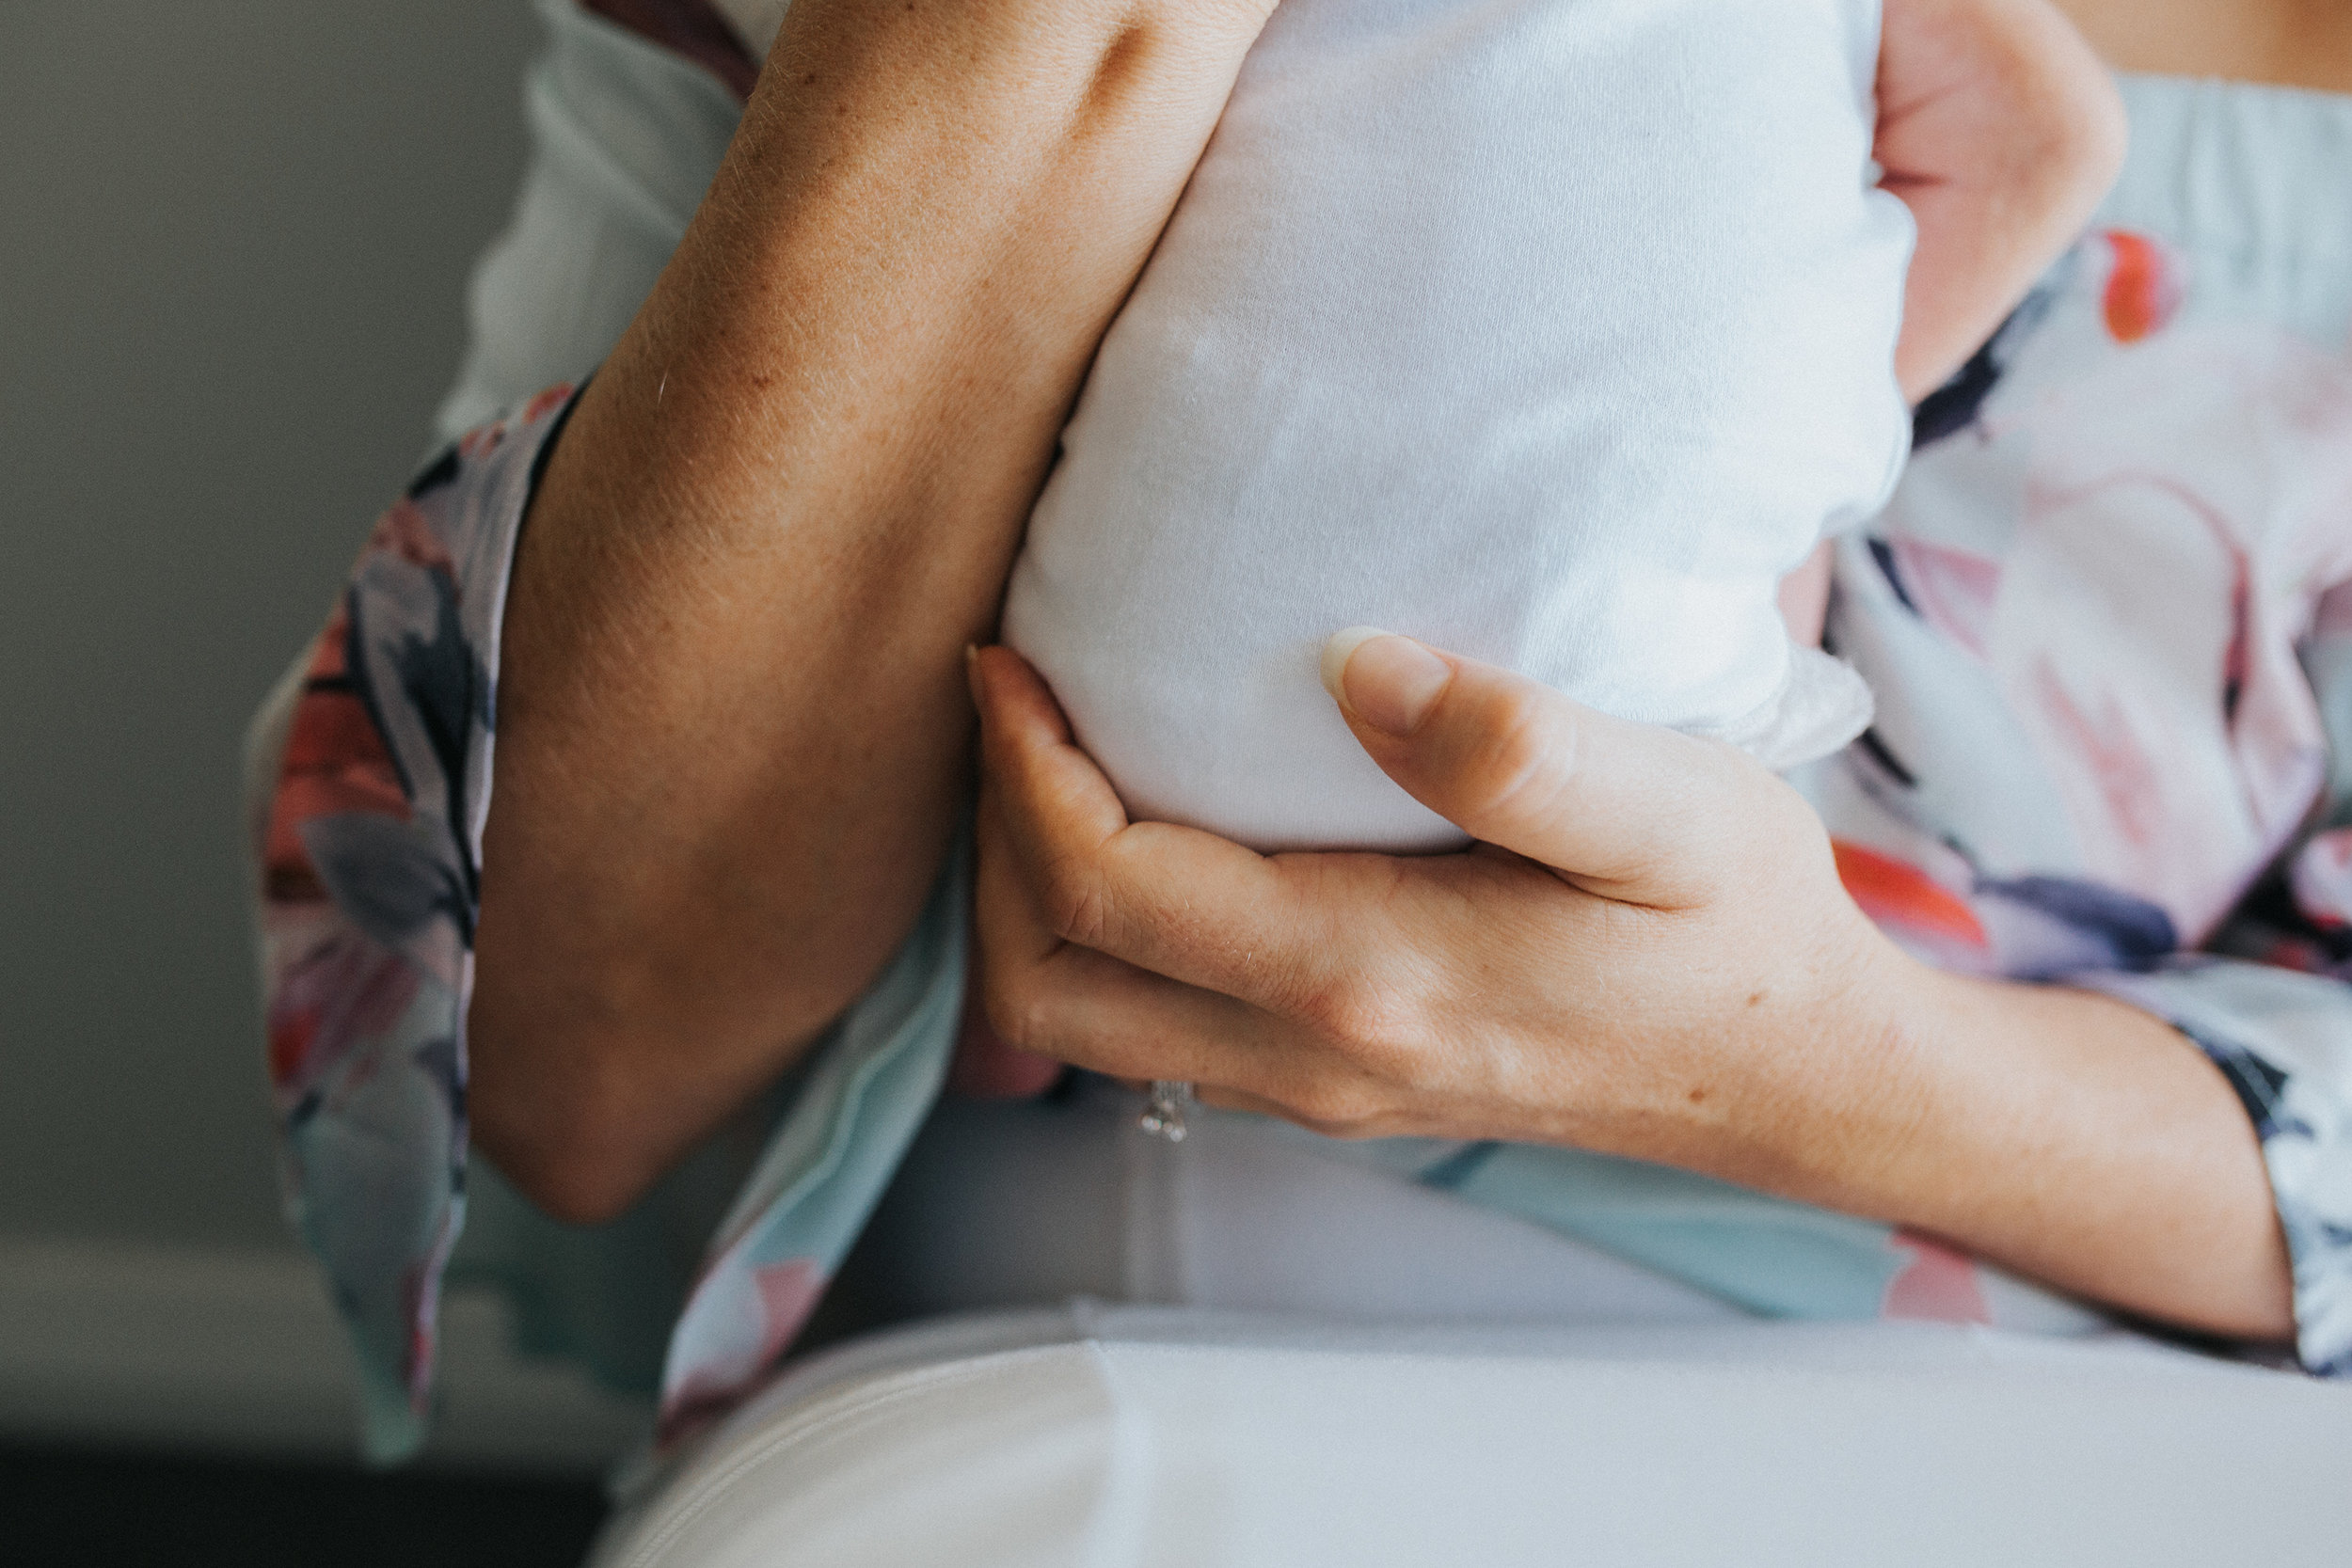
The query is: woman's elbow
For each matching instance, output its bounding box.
[467,1030,675,1226]
[464,956,861,1227]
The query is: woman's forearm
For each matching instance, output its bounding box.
[470,0,1274,1222]
[1775,955,2296,1343]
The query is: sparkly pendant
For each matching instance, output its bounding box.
[1139,1080,1194,1142]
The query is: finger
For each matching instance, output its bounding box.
[946,986,1065,1100]
[967,643,1129,867]
[1191,1081,1379,1138]
[972,780,1336,1101]
[972,740,1062,985]
[980,923,1415,1135]
[969,643,1375,1009]
[985,933,1292,1094]
[971,764,1266,1090]
[1319,628,1764,905]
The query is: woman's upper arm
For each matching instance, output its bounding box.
[463,0,1281,1219]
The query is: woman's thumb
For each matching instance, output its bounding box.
[1320,628,1745,902]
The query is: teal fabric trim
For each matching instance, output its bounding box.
[654,834,967,1406]
[1434,1145,1904,1320]
[719,840,963,1276]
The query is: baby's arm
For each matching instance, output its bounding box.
[1877,0,2126,400]
[1777,0,2119,645]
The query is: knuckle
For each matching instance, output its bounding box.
[1041,855,1111,949]
[1472,691,1571,829]
[1293,969,1433,1079]
[1287,1076,1386,1133]
[1295,970,1383,1041]
[981,972,1051,1054]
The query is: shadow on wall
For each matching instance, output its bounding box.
[0,0,628,1468]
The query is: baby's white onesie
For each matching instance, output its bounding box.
[1001,0,1915,852]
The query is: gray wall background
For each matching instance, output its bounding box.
[1,1,541,1252]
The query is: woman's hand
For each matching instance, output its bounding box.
[967,636,2296,1342]
[966,637,1907,1169]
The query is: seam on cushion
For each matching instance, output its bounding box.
[580,0,757,101]
[614,1348,1090,1568]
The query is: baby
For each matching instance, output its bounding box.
[1003,0,1936,852]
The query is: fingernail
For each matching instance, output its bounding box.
[1320,626,1451,736]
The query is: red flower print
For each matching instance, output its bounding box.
[2101,230,2184,344]
[1834,840,1989,952]
[264,613,410,903]
[1882,1231,1993,1324]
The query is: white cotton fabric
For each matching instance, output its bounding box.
[594,1307,2351,1568]
[1002,0,1913,850]
[711,0,788,59]
[846,1078,1753,1328]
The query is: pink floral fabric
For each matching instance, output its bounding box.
[1813,207,2352,1372]
[254,388,573,1456]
